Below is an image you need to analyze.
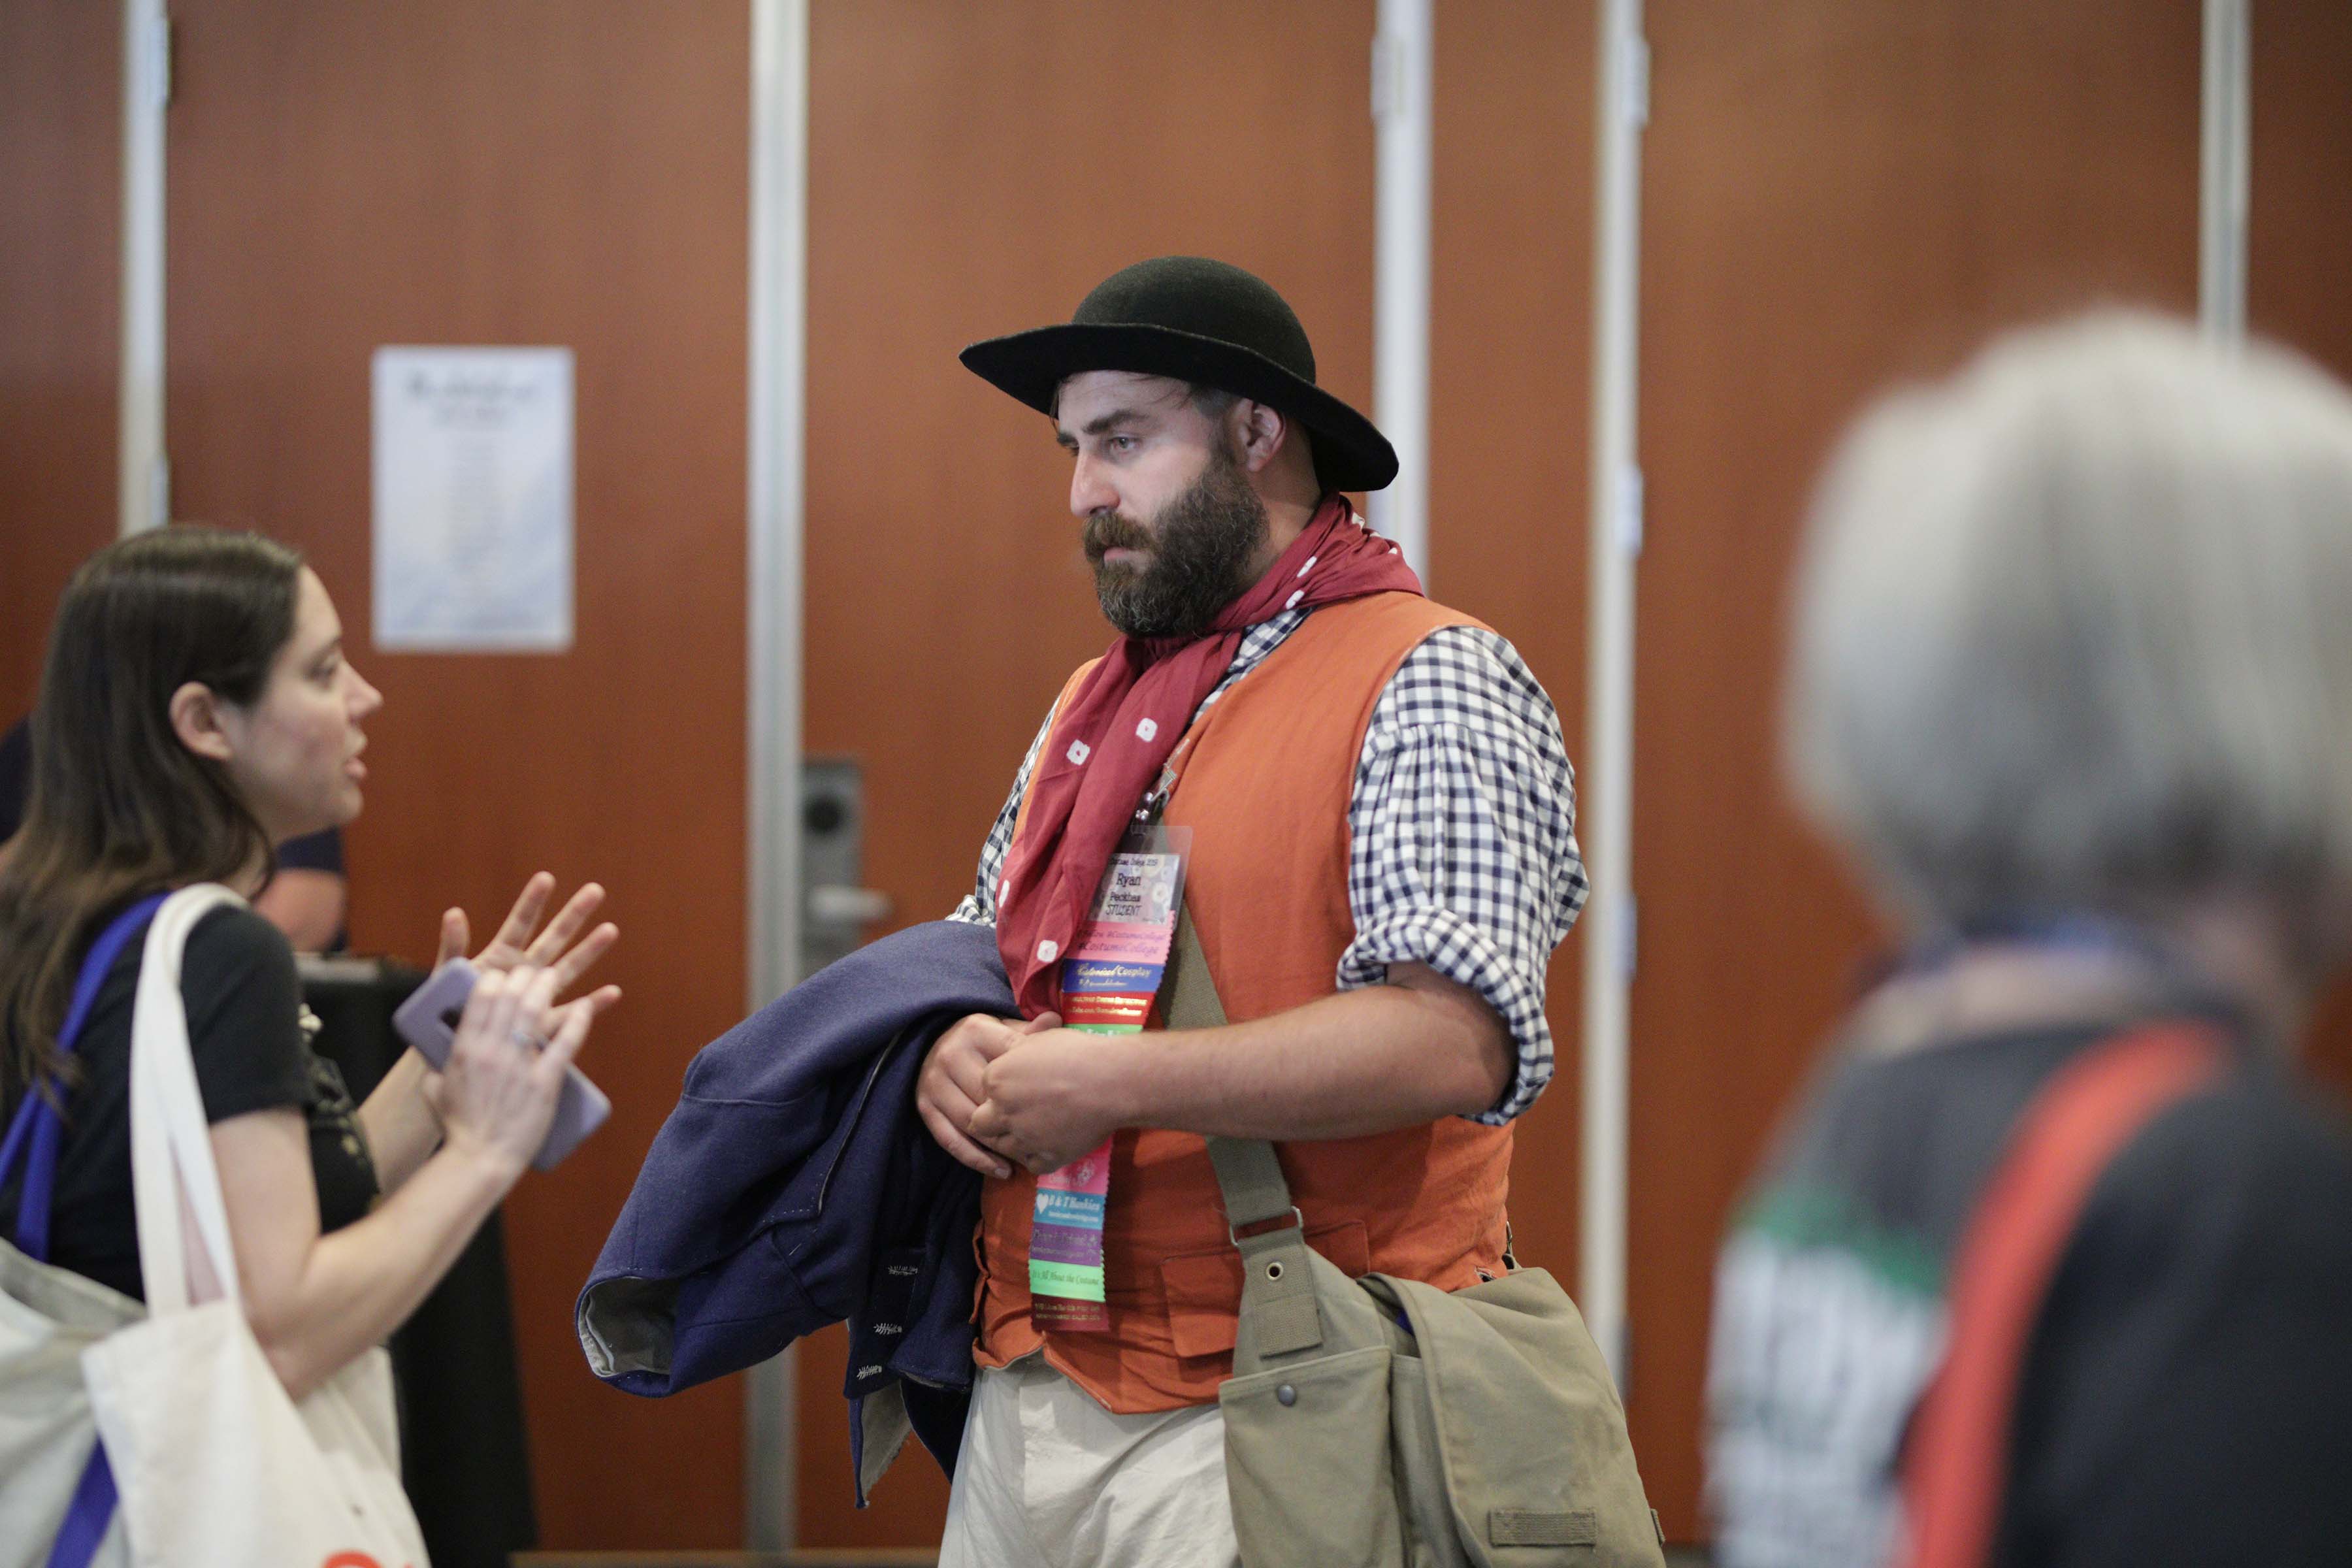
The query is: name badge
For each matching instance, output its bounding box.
[1028,823,1190,1332]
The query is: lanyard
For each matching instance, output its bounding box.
[1899,912,2187,978]
[1135,724,1206,827]
[1870,910,2258,1049]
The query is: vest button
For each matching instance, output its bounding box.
[1277,1384,1297,1408]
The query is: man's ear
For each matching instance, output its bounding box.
[168,681,235,763]
[1233,400,1290,473]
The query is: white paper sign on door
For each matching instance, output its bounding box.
[372,346,574,651]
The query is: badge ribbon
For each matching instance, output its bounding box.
[1027,824,1188,1332]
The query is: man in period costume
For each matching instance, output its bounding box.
[921,255,1589,1564]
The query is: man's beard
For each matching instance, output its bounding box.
[1081,446,1269,640]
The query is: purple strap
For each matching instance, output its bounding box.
[0,894,165,1568]
[45,1446,118,1568]
[0,894,167,1261]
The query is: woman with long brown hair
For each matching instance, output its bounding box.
[0,524,617,1403]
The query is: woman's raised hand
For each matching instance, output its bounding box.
[425,964,593,1179]
[434,872,622,1024]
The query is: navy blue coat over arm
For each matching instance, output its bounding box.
[578,919,1015,1499]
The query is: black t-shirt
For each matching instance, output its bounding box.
[0,904,380,1300]
[1707,1009,2352,1567]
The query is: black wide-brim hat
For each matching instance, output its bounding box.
[960,255,1398,493]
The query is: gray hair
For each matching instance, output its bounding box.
[1784,312,2352,940]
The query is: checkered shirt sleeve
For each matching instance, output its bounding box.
[1337,626,1588,1124]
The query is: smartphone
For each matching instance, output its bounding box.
[391,958,610,1171]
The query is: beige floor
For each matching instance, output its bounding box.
[519,1548,1716,1567]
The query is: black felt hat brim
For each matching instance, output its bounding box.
[960,322,1399,493]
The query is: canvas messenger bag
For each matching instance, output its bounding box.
[1162,911,1667,1567]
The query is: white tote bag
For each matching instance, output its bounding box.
[79,885,429,1568]
[0,894,157,1568]
[0,1218,139,1568]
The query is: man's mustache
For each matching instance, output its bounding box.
[1083,511,1153,564]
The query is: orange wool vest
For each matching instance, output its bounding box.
[975,592,1518,1412]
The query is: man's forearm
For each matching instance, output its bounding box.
[1107,966,1513,1140]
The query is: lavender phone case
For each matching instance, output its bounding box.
[391,957,610,1171]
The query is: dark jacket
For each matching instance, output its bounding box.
[578,919,1013,1501]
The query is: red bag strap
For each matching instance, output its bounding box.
[1901,1022,2228,1568]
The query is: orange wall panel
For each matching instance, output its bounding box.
[800,0,1376,1543]
[163,2,751,1548]
[1632,0,2202,1535]
[1,1,118,724]
[1429,0,1601,1306]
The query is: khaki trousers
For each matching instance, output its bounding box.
[939,1355,1241,1568]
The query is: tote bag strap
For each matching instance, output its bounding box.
[1164,906,1330,1360]
[126,885,250,1318]
[1899,1022,2228,1568]
[1166,908,1289,1219]
[0,892,170,1262]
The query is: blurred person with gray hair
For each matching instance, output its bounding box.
[1707,314,2352,1568]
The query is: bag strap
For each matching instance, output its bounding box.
[1899,1022,2228,1568]
[126,885,250,1316]
[0,892,171,1262]
[1165,906,1328,1358]
[44,1444,120,1568]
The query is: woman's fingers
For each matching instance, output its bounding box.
[455,964,506,1034]
[525,883,606,968]
[519,964,564,1034]
[435,907,469,969]
[468,879,618,1010]
[485,873,557,958]
[551,986,624,1032]
[546,920,619,995]
[478,966,529,1050]
[539,990,595,1078]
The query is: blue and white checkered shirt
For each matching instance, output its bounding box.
[948,610,1587,1123]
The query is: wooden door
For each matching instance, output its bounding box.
[1630,0,2205,1537]
[162,3,752,1548]
[1,1,119,722]
[800,0,1378,1545]
[1428,1,1600,1291]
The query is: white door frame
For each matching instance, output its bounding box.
[2201,0,2250,344]
[745,0,810,1549]
[120,0,169,536]
[1578,0,1646,1390]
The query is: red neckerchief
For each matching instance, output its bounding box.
[996,494,1422,1019]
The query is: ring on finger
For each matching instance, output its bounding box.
[508,1024,547,1051]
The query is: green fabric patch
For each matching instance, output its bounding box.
[1735,1183,1944,1297]
[1488,1507,1597,1547]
